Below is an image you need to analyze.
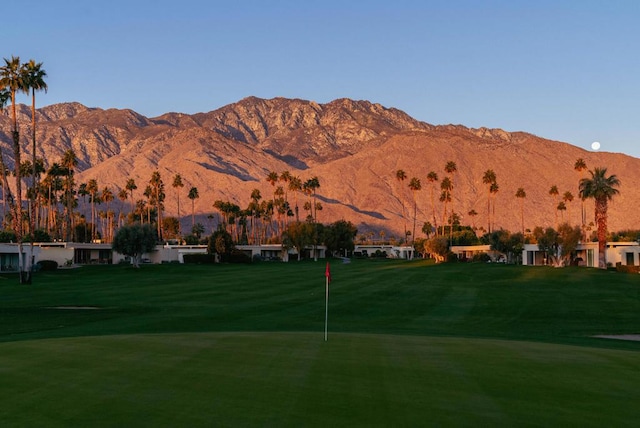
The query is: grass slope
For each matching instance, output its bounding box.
[1,260,639,426]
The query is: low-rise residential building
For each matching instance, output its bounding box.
[353,245,415,259]
[522,241,640,267]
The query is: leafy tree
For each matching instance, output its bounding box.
[450,228,480,246]
[579,167,621,268]
[162,216,181,240]
[483,229,524,264]
[533,223,582,267]
[112,224,157,268]
[424,236,449,263]
[0,229,17,243]
[207,227,234,262]
[282,221,314,261]
[323,219,357,257]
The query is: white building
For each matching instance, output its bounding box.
[522,241,640,267]
[353,245,415,259]
[0,243,40,272]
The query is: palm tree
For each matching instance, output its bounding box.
[408,177,421,244]
[61,149,77,240]
[172,174,184,235]
[125,178,137,212]
[556,201,567,221]
[266,171,280,235]
[515,187,526,235]
[489,181,499,231]
[444,161,457,238]
[0,88,14,231]
[482,169,496,233]
[303,177,321,222]
[1,56,33,282]
[562,191,574,222]
[426,171,439,235]
[86,179,99,241]
[395,169,407,239]
[579,167,620,269]
[187,186,199,229]
[22,60,47,241]
[149,171,165,240]
[43,163,64,236]
[288,176,303,222]
[467,209,478,231]
[549,185,559,227]
[117,188,128,226]
[574,158,588,228]
[102,186,114,242]
[439,177,452,236]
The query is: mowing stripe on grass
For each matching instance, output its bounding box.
[0,332,639,427]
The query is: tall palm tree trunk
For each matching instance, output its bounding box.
[595,198,607,269]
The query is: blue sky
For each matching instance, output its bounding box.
[6,0,640,158]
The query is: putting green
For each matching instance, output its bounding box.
[1,332,638,427]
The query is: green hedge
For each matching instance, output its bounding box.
[37,260,59,271]
[616,263,640,274]
[183,254,216,264]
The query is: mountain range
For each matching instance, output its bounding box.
[1,96,639,238]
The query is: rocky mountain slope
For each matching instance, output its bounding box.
[0,97,638,238]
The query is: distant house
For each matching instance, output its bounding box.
[31,242,328,266]
[449,245,504,262]
[522,241,640,267]
[353,245,415,259]
[236,244,292,261]
[0,243,39,272]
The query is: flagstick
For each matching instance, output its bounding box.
[324,274,329,341]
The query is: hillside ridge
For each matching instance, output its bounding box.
[0,96,638,236]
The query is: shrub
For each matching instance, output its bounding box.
[471,252,492,263]
[616,263,640,274]
[182,254,216,264]
[37,260,59,271]
[229,250,252,264]
[445,252,458,263]
[372,250,387,258]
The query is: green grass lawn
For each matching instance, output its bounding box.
[1,260,639,426]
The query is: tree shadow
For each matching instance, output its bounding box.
[316,195,387,220]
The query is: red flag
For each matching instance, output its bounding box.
[325,262,331,283]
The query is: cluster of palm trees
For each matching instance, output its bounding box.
[1,55,624,272]
[0,56,48,283]
[211,172,321,245]
[394,157,621,269]
[395,161,459,244]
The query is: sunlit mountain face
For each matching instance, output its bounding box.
[1,97,638,237]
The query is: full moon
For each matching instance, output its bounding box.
[591,141,601,150]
